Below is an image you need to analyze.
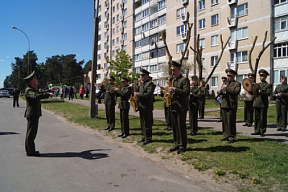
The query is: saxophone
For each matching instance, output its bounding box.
[164,79,172,107]
[129,80,139,112]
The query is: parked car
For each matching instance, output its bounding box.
[0,90,10,98]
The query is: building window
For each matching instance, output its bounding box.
[274,70,287,84]
[211,35,219,46]
[176,43,186,53]
[135,54,142,61]
[113,17,115,24]
[199,19,206,29]
[211,77,218,86]
[142,0,149,5]
[112,6,115,12]
[150,49,158,58]
[117,14,119,21]
[275,16,288,32]
[158,48,166,57]
[117,3,119,10]
[123,0,127,3]
[142,52,149,60]
[135,13,142,22]
[274,0,288,5]
[199,0,205,11]
[274,42,288,58]
[177,24,187,35]
[236,75,245,83]
[232,3,248,18]
[211,0,218,6]
[142,37,150,46]
[122,33,127,40]
[112,39,115,46]
[116,25,119,33]
[211,14,219,26]
[231,27,248,41]
[176,7,187,18]
[199,38,205,48]
[123,8,127,16]
[150,19,158,29]
[158,0,166,10]
[142,9,149,18]
[232,51,248,63]
[150,65,158,73]
[135,26,142,35]
[116,37,119,44]
[135,40,142,48]
[158,14,166,26]
[123,20,127,28]
[122,45,127,51]
[142,23,149,32]
[211,56,218,67]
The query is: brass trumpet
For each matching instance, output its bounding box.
[129,80,139,112]
[164,79,172,107]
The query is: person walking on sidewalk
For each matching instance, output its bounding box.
[168,61,190,154]
[12,85,20,108]
[243,73,255,127]
[134,69,155,145]
[251,69,272,137]
[101,76,116,131]
[219,69,241,143]
[23,71,54,156]
[273,76,288,132]
[115,77,132,138]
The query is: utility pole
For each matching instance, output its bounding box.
[90,0,100,118]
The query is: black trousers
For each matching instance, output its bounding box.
[171,110,187,149]
[189,105,198,133]
[120,109,129,135]
[244,100,254,125]
[25,118,39,155]
[139,109,152,141]
[105,104,115,129]
[13,96,19,107]
[221,108,237,140]
[254,107,267,133]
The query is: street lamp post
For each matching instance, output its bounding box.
[90,0,100,118]
[12,26,31,74]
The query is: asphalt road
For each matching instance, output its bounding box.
[0,98,231,192]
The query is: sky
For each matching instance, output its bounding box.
[0,0,95,88]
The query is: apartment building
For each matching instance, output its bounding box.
[94,0,285,93]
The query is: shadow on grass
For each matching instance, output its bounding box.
[41,99,64,103]
[187,138,207,144]
[0,132,20,135]
[239,137,288,143]
[39,149,110,160]
[267,124,277,128]
[189,146,250,152]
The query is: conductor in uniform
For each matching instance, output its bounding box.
[24,71,54,156]
[168,61,190,154]
[251,69,272,137]
[220,69,241,143]
[115,77,132,138]
[134,69,155,145]
[101,76,117,131]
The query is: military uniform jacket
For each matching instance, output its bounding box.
[198,87,206,101]
[101,84,116,106]
[220,81,241,109]
[24,86,50,119]
[190,86,200,108]
[274,83,288,105]
[171,74,190,112]
[116,85,132,110]
[137,80,155,111]
[12,89,20,97]
[253,81,272,108]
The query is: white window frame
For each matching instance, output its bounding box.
[199,38,205,48]
[199,18,206,29]
[211,14,219,26]
[177,24,187,35]
[211,0,218,6]
[199,0,205,11]
[176,43,186,53]
[176,7,187,18]
[275,16,288,32]
[211,56,218,67]
[211,76,218,87]
[236,51,248,63]
[211,35,219,46]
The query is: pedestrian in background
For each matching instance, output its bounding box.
[23,71,54,156]
[12,85,20,108]
[79,86,84,100]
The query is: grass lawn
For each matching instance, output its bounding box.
[40,98,288,192]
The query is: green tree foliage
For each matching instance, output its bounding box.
[82,60,92,75]
[107,50,139,86]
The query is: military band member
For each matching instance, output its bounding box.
[161,78,172,131]
[220,69,241,143]
[12,85,20,108]
[198,80,206,119]
[149,76,156,126]
[101,76,116,131]
[243,73,255,127]
[115,77,132,138]
[189,75,200,136]
[274,76,288,132]
[218,77,227,122]
[23,71,54,156]
[134,69,155,145]
[168,61,190,154]
[251,69,272,137]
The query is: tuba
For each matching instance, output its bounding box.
[164,79,172,107]
[129,80,139,112]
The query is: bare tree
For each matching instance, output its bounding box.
[248,31,276,82]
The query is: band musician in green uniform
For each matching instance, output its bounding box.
[101,76,116,131]
[251,69,272,137]
[189,75,200,136]
[134,69,155,145]
[198,80,206,119]
[273,76,288,132]
[115,77,132,138]
[24,71,54,156]
[168,61,190,154]
[219,69,241,143]
[217,77,227,122]
[12,85,20,108]
[161,78,172,131]
[243,73,255,127]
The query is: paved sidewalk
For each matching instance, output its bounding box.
[65,98,288,144]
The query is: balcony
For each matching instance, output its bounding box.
[227,40,237,50]
[227,0,237,5]
[182,0,188,5]
[226,16,238,28]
